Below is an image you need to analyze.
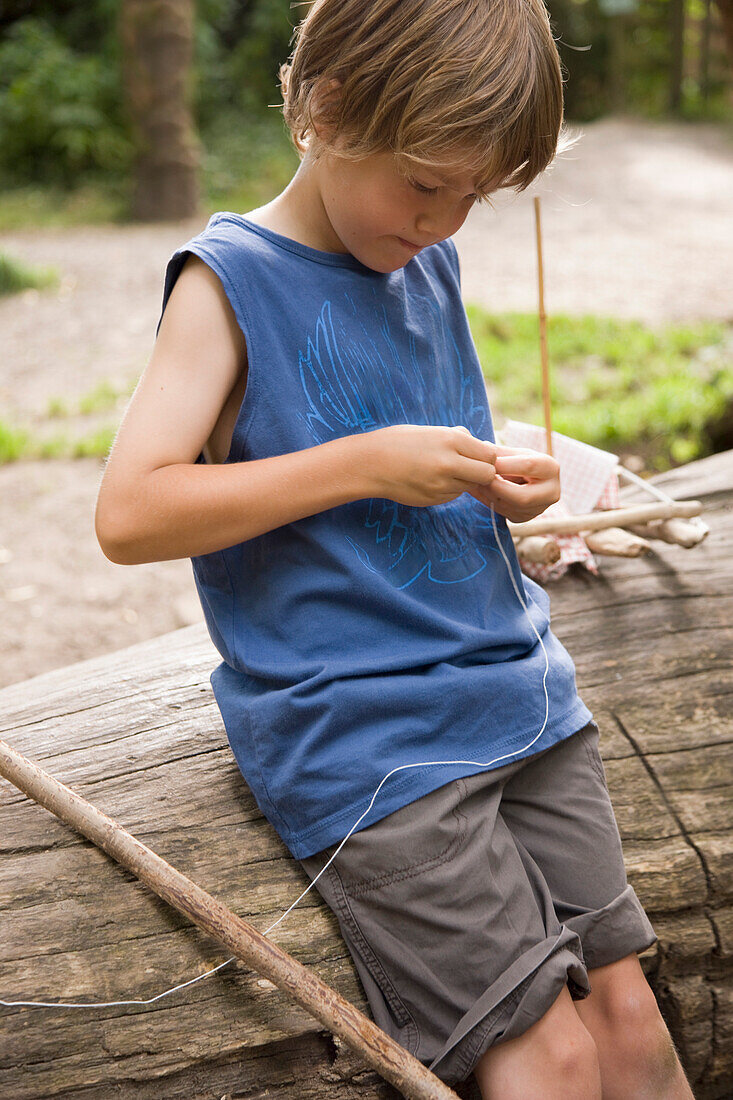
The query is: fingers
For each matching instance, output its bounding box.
[469,472,560,518]
[456,455,496,486]
[450,432,560,511]
[493,450,558,481]
[451,426,497,465]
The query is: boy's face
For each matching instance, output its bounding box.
[314,145,487,273]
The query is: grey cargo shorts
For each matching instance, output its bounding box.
[298,720,658,1087]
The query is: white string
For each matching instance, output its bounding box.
[2,504,552,1011]
[615,463,676,504]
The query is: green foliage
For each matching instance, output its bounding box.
[0,251,58,296]
[0,16,131,186]
[465,307,732,471]
[550,0,731,121]
[194,0,295,123]
[202,109,299,211]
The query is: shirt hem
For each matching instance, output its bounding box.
[281,696,594,859]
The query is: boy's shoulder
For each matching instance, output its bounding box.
[175,210,271,259]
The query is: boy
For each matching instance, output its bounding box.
[95,0,694,1095]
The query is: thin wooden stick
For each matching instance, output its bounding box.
[507,499,702,538]
[0,738,459,1100]
[534,196,553,457]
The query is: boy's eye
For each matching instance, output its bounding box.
[410,179,439,195]
[407,176,478,202]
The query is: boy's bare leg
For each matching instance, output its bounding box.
[472,984,602,1100]
[573,953,696,1099]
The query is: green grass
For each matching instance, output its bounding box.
[0,420,30,463]
[0,181,127,232]
[4,377,131,464]
[0,251,58,296]
[46,378,135,420]
[1,424,116,463]
[466,307,731,472]
[77,379,126,415]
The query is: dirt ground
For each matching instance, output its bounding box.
[1,117,732,689]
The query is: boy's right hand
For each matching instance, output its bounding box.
[364,424,497,507]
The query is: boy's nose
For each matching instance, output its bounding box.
[416,206,470,243]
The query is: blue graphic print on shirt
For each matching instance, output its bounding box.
[297,288,507,588]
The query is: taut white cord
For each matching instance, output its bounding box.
[2,505,552,1010]
[615,463,676,503]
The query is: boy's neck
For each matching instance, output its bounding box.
[243,149,350,256]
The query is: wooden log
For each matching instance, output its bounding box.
[0,449,731,1099]
[0,738,459,1100]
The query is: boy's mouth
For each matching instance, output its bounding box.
[396,236,422,252]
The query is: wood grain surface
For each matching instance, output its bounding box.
[1,450,731,1099]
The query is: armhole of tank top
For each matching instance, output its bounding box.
[159,238,259,467]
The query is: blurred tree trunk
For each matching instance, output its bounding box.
[698,0,712,100]
[119,0,200,221]
[714,0,733,62]
[608,15,627,112]
[669,0,686,111]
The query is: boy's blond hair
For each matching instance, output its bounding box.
[278,0,572,200]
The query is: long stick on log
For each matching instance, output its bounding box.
[507,499,701,538]
[0,738,459,1100]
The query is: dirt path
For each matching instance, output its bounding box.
[1,117,732,689]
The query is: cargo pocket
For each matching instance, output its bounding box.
[324,859,417,1033]
[299,779,470,1048]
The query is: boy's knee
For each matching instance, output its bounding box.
[475,986,602,1098]
[584,968,682,1087]
[592,971,667,1051]
[533,1011,600,1083]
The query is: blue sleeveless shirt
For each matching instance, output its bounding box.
[158,212,593,859]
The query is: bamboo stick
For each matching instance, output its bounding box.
[0,737,460,1100]
[507,499,702,538]
[534,196,553,458]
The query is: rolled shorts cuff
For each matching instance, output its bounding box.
[564,882,658,970]
[428,924,590,1086]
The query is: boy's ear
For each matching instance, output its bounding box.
[311,77,343,144]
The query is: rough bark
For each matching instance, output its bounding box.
[1,450,731,1098]
[119,0,200,221]
[713,0,733,63]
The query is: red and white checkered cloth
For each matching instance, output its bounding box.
[496,420,621,583]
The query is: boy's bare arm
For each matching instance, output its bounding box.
[94,256,386,564]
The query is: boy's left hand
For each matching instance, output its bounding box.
[466,444,561,524]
